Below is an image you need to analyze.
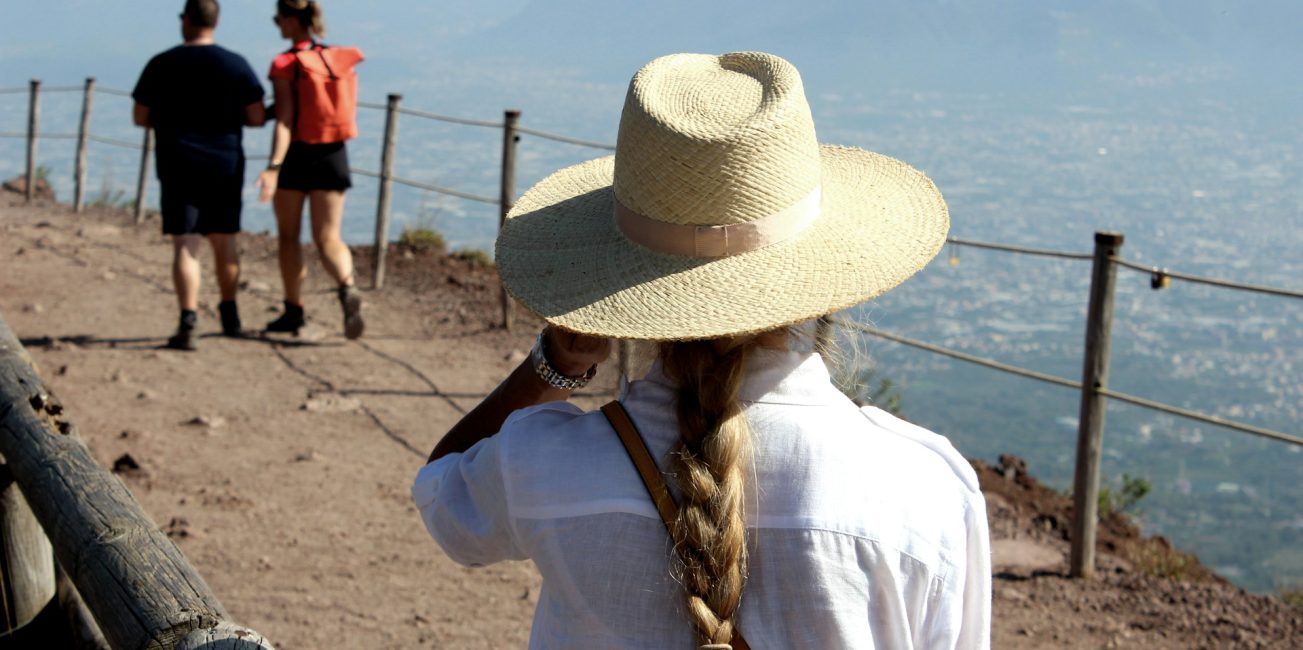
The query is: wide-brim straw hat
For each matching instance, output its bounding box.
[496,52,949,341]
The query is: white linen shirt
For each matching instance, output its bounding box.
[413,350,991,649]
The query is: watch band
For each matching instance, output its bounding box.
[266,161,283,171]
[530,333,597,390]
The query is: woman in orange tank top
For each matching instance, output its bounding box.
[256,0,364,340]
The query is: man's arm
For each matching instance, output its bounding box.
[244,101,266,127]
[132,103,150,128]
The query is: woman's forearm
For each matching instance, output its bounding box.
[427,328,612,462]
[268,120,292,164]
[427,359,573,462]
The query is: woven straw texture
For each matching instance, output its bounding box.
[495,53,949,341]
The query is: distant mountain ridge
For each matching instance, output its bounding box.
[440,0,1303,95]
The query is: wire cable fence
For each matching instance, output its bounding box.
[837,319,1302,447]
[8,75,1300,582]
[846,232,1300,577]
[514,125,617,151]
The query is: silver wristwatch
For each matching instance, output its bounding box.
[530,333,597,390]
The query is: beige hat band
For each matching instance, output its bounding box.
[614,186,823,258]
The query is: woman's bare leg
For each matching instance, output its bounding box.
[273,189,308,305]
[308,189,353,287]
[308,189,363,338]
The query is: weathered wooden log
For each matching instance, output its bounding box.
[0,313,268,650]
[56,562,111,649]
[0,460,57,633]
[175,623,275,650]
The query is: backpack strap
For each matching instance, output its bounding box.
[285,40,332,140]
[287,42,308,139]
[600,400,752,650]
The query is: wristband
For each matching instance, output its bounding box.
[530,333,597,390]
[266,161,283,171]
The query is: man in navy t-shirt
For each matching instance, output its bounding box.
[133,0,266,351]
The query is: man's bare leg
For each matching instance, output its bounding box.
[168,234,204,350]
[208,232,242,336]
[266,190,308,333]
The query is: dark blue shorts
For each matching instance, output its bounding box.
[160,176,243,235]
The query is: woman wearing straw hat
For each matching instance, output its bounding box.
[413,52,990,649]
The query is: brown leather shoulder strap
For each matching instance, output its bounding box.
[600,400,752,650]
[600,401,679,531]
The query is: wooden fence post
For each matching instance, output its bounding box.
[499,109,521,332]
[0,460,57,635]
[372,93,402,290]
[25,79,40,203]
[134,128,153,224]
[1069,231,1124,579]
[0,315,276,650]
[74,77,95,213]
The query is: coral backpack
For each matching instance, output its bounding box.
[289,42,363,144]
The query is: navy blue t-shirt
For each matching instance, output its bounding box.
[133,44,264,183]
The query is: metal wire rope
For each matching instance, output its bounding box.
[835,319,1302,447]
[1114,258,1303,300]
[514,125,616,151]
[88,134,145,149]
[393,106,503,129]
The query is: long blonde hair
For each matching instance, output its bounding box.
[657,336,765,648]
[277,0,325,37]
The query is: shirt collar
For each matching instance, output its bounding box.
[634,348,843,406]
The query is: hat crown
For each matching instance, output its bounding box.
[613,52,822,227]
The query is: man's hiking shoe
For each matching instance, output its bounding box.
[265,302,306,335]
[166,310,198,351]
[219,301,242,337]
[339,285,365,340]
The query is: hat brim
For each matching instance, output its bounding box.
[496,144,949,341]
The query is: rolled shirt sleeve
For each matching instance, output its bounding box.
[411,434,526,567]
[958,494,993,649]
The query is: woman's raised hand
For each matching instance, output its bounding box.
[543,326,612,377]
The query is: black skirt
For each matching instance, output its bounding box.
[278,141,352,192]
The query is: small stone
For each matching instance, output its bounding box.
[101,271,116,281]
[184,415,226,429]
[240,279,272,293]
[293,450,318,462]
[163,517,194,539]
[112,453,147,478]
[136,390,154,400]
[22,303,44,314]
[301,394,361,413]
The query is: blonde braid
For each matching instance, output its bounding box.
[660,338,756,649]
